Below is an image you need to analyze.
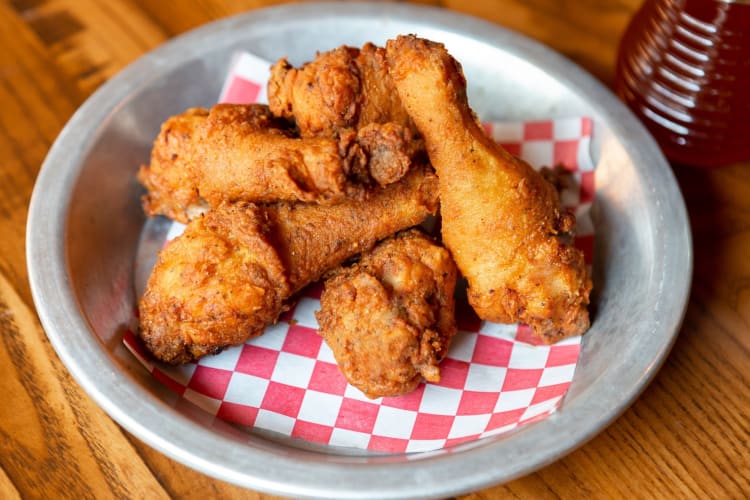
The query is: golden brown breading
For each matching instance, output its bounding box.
[268,43,416,138]
[136,107,212,223]
[316,229,458,399]
[138,165,440,364]
[138,103,421,223]
[266,164,440,292]
[386,35,592,342]
[354,122,422,186]
[138,202,289,364]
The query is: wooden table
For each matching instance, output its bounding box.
[1,0,748,498]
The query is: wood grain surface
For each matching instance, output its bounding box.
[1,0,748,498]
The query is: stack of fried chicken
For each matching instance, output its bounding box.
[136,36,592,399]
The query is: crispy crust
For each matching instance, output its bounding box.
[386,35,591,341]
[316,229,458,398]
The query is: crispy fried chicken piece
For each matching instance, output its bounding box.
[266,43,425,189]
[138,166,439,364]
[136,107,213,222]
[137,103,420,223]
[353,122,422,186]
[138,202,289,364]
[268,43,416,138]
[386,35,592,342]
[316,229,458,399]
[267,164,439,292]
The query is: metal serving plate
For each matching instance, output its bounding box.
[26,3,692,499]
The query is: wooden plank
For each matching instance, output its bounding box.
[0,272,170,498]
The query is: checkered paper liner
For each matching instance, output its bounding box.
[124,51,596,453]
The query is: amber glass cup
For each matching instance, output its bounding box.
[615,0,750,168]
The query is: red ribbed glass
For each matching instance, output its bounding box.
[615,0,750,168]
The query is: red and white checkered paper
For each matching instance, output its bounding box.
[124,51,596,453]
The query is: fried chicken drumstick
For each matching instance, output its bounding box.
[138,202,289,364]
[316,229,458,399]
[138,165,439,364]
[266,44,424,188]
[137,103,421,223]
[386,35,592,342]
